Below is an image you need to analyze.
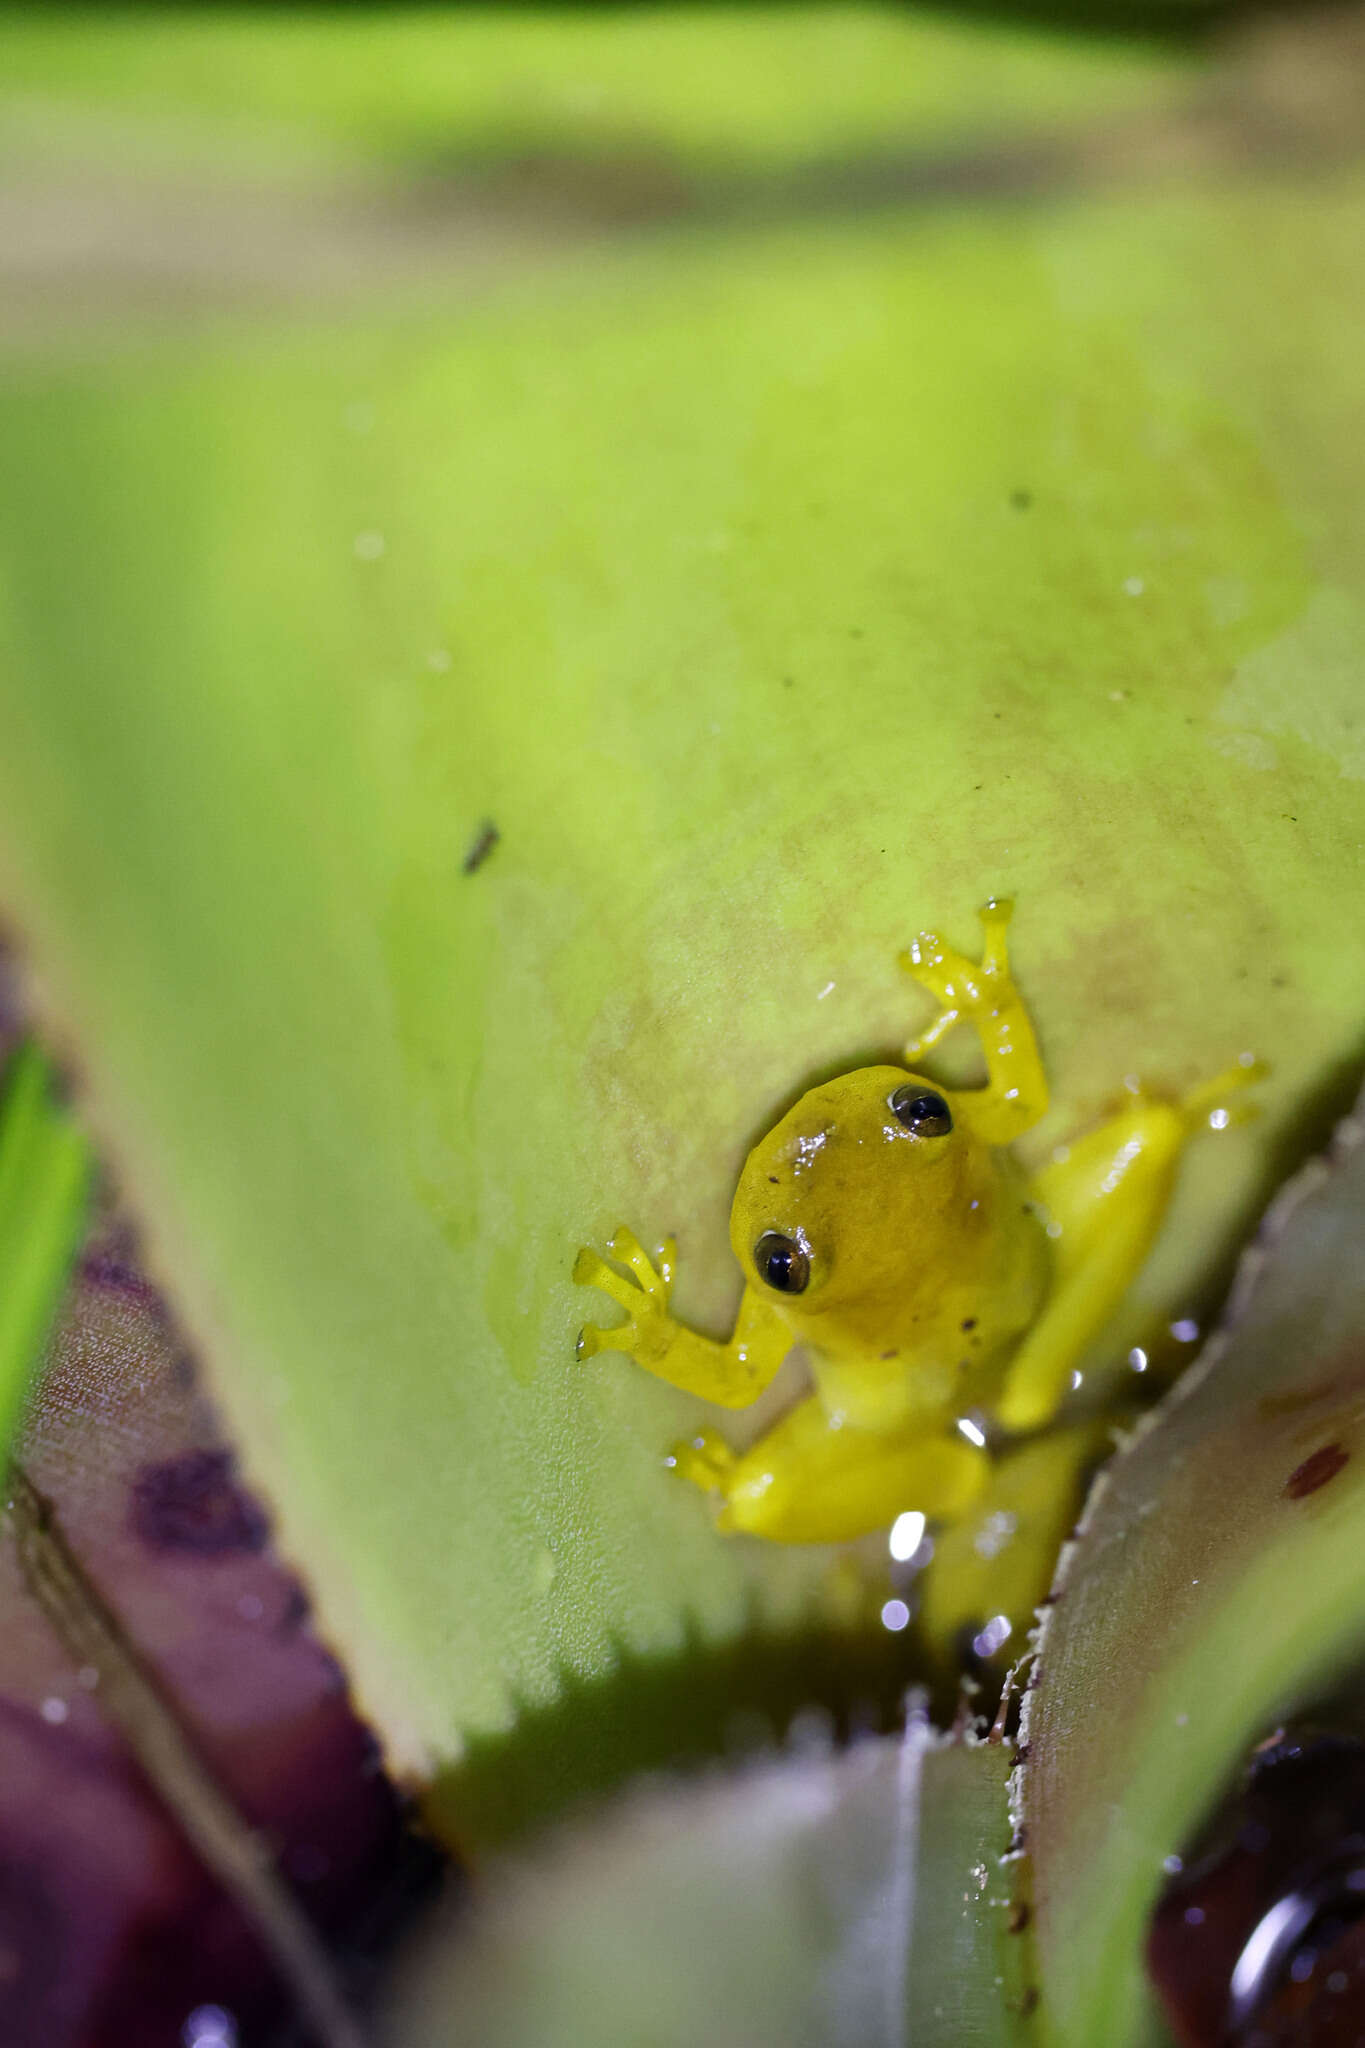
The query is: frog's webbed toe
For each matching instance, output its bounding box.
[572,1229,673,1360]
[668,1429,736,1494]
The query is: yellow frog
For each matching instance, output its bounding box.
[574,902,1258,1649]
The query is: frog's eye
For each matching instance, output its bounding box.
[889,1085,953,1137]
[753,1230,811,1295]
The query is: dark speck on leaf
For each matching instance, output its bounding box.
[961,1317,977,1332]
[1283,1441,1349,1500]
[1010,489,1033,510]
[131,1448,270,1556]
[462,819,500,875]
[768,1175,779,1184]
[1008,1900,1031,1934]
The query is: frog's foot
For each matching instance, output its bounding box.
[900,898,1017,1062]
[573,1226,677,1366]
[1177,1052,1267,1134]
[667,1428,737,1496]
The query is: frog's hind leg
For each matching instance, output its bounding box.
[996,1054,1263,1435]
[671,1392,989,1545]
[919,1415,1115,1667]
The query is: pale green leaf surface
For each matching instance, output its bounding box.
[1021,1087,1365,2047]
[390,1728,1032,2047]
[0,14,1361,1804]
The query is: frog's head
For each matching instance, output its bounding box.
[729,1064,987,1341]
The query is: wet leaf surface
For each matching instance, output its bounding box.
[1022,1085,1365,2046]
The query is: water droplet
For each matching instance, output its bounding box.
[972,1614,1012,1659]
[1129,1347,1149,1373]
[889,1510,926,1562]
[880,1598,911,1633]
[353,530,385,561]
[183,2006,237,2048]
[973,1511,1019,1561]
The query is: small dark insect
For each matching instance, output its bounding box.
[462,820,500,875]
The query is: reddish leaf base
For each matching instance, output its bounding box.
[0,1205,442,2048]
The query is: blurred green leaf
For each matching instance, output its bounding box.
[390,1726,1033,2047]
[0,10,1191,181]
[0,1043,91,1460]
[1021,1085,1365,2046]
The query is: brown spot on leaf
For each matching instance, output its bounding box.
[1008,1899,1031,1934]
[1283,1441,1350,1500]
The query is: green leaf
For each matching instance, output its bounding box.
[389,1727,1033,2047]
[1020,1085,1365,2046]
[0,11,1191,181]
[0,1044,91,1460]
[0,10,1362,1827]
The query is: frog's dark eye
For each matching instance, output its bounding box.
[889,1085,953,1137]
[753,1231,810,1295]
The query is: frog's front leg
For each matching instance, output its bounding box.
[674,1390,989,1544]
[996,1055,1263,1434]
[900,898,1047,1145]
[574,1228,791,1407]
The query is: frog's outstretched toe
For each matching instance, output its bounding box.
[667,1429,736,1496]
[1179,1052,1267,1132]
